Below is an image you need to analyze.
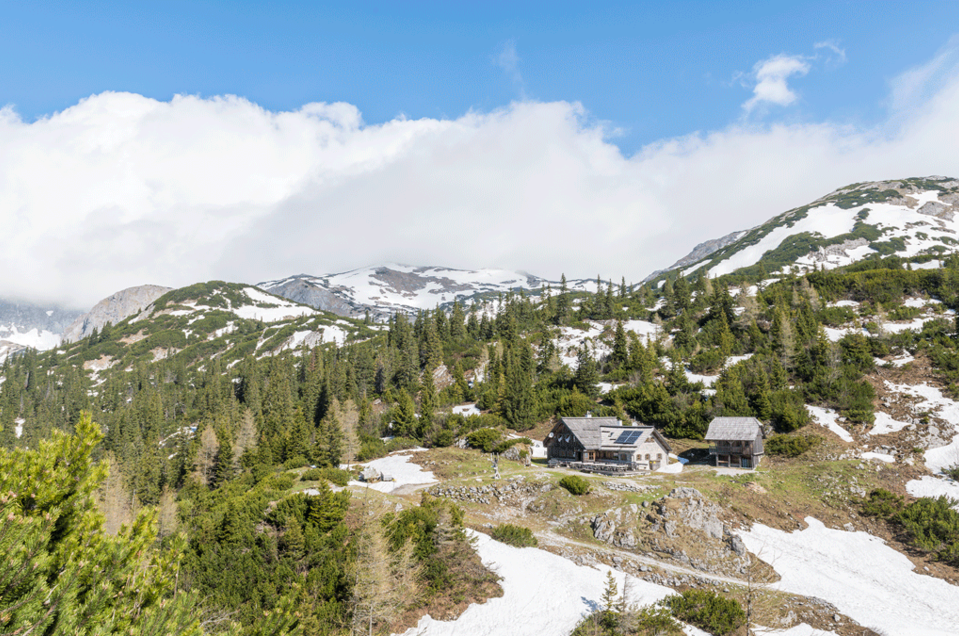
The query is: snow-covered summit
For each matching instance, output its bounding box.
[653,176,959,282]
[258,264,595,319]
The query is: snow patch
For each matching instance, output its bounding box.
[348,454,436,493]
[906,476,959,510]
[805,406,852,442]
[453,403,481,417]
[741,517,959,636]
[396,530,675,636]
[869,412,911,436]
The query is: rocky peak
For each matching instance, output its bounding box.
[62,284,173,343]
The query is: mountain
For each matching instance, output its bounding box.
[62,284,174,343]
[258,264,596,319]
[56,281,375,373]
[652,176,959,283]
[0,299,83,360]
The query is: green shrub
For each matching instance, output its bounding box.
[466,428,503,452]
[944,464,959,481]
[765,434,821,458]
[559,474,591,495]
[493,436,531,454]
[861,488,903,519]
[897,497,959,565]
[490,523,538,547]
[301,466,351,487]
[661,589,745,636]
[688,348,724,374]
[301,468,324,481]
[432,428,455,447]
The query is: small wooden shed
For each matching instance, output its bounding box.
[704,417,764,469]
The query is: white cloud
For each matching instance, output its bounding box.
[814,40,847,67]
[888,35,959,114]
[495,40,526,98]
[742,54,810,112]
[2,42,959,309]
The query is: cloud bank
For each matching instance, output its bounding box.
[2,41,959,308]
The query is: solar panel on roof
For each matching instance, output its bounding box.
[614,430,642,445]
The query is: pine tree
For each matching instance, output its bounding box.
[0,413,203,636]
[612,321,628,368]
[574,345,600,399]
[392,389,417,439]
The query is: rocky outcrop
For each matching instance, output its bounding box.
[589,487,750,577]
[917,198,958,222]
[258,277,363,318]
[644,229,748,281]
[62,285,172,343]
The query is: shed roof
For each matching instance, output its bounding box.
[704,417,763,441]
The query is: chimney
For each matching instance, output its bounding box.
[586,411,592,418]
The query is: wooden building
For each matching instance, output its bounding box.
[545,415,672,473]
[704,417,764,469]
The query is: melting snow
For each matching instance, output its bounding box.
[741,517,959,636]
[709,203,860,278]
[805,406,852,442]
[906,476,959,510]
[348,454,436,493]
[395,531,675,636]
[453,403,481,417]
[869,412,911,436]
[861,451,895,463]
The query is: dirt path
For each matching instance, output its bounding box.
[536,529,751,587]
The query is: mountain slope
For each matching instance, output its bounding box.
[259,264,596,319]
[62,284,173,343]
[654,176,959,283]
[57,281,375,374]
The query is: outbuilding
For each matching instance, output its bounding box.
[704,417,764,469]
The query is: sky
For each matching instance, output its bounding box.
[2,1,959,308]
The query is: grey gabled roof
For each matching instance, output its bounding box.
[560,417,620,448]
[704,417,763,441]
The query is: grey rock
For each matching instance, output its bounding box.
[62,284,172,343]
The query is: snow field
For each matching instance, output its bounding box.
[395,530,676,636]
[741,517,959,636]
[0,325,62,350]
[709,203,860,278]
[348,453,437,494]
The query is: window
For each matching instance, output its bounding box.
[657,453,662,459]
[645,454,650,460]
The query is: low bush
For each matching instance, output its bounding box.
[559,474,591,495]
[765,434,821,458]
[943,464,959,482]
[490,523,538,548]
[897,496,959,566]
[301,466,352,486]
[466,428,503,452]
[661,589,745,636]
[861,488,903,518]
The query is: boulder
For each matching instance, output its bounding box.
[361,466,382,483]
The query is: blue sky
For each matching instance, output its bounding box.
[2,2,959,305]
[4,1,958,152]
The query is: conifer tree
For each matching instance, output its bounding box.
[574,344,600,399]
